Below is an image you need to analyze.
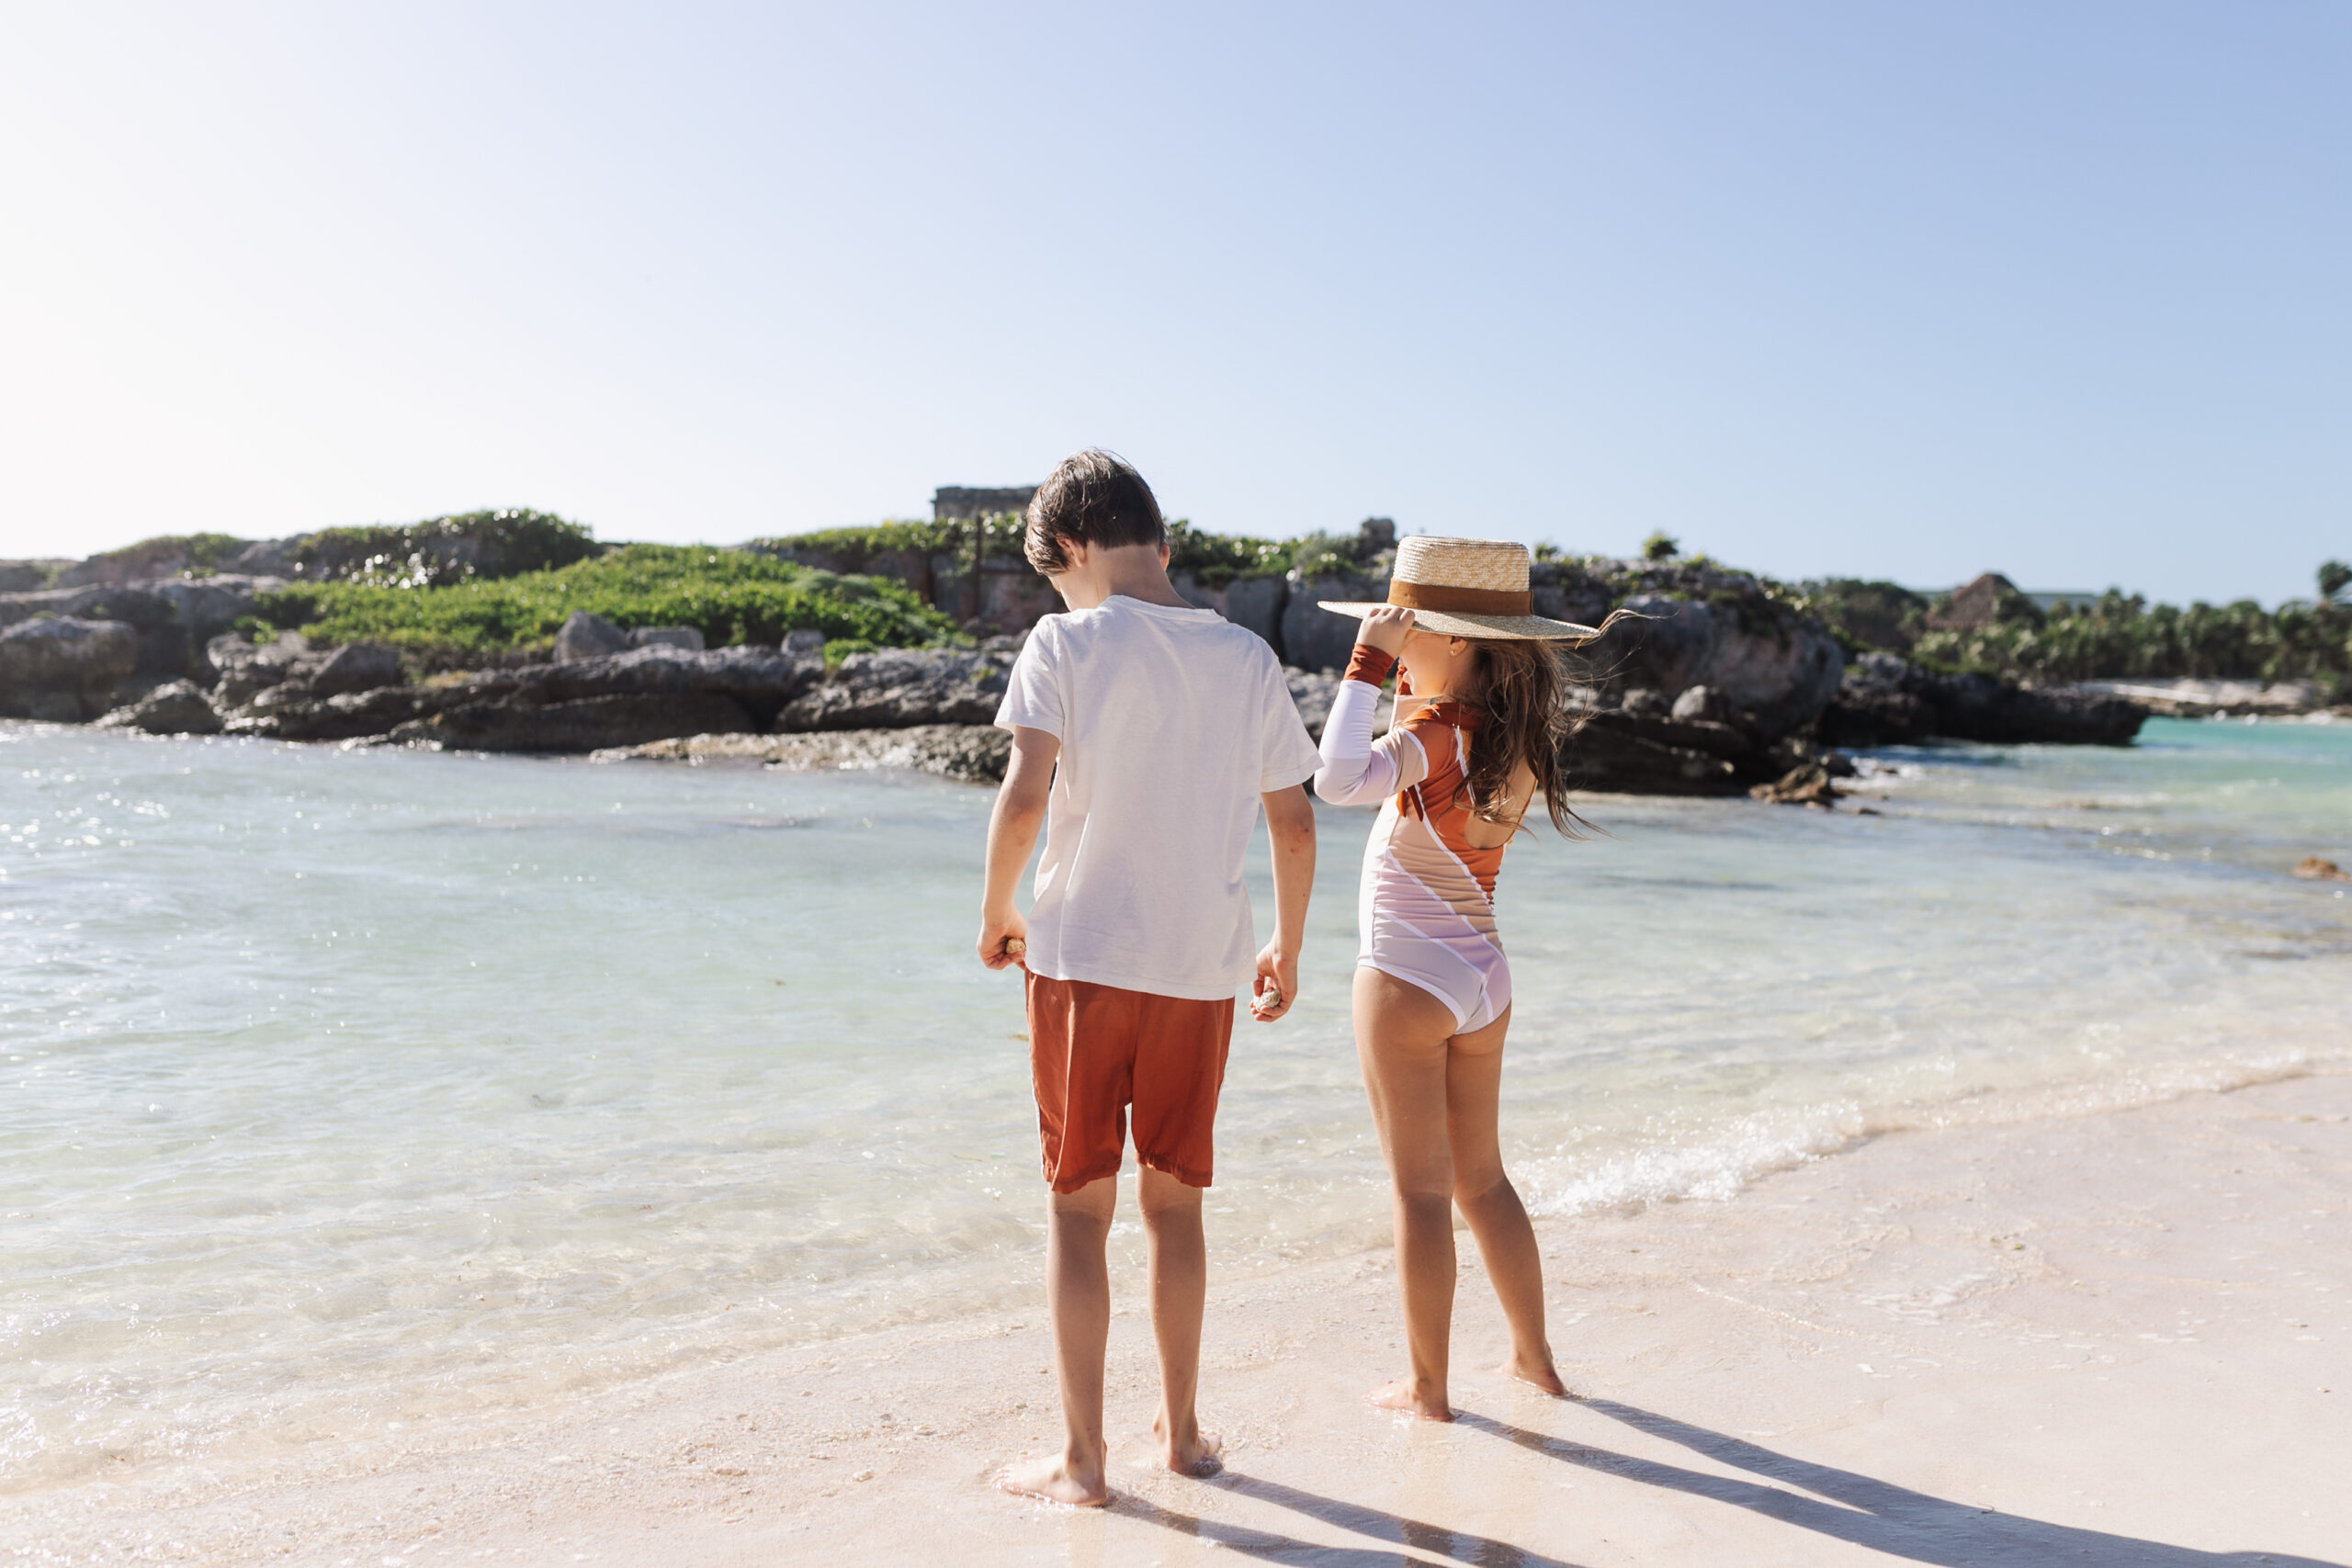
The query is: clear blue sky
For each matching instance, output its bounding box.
[2,3,2345,604]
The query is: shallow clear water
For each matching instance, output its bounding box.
[2,716,2346,1493]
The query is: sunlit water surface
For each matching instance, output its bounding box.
[3,716,2346,1493]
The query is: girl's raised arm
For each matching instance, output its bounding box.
[1314,646,1428,807]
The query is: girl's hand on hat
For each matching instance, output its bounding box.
[1359,605,1415,657]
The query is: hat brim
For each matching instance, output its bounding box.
[1316,601,1602,641]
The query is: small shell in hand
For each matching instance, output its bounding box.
[1003,938,1027,956]
[1251,987,1284,1015]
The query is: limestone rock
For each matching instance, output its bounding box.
[1577,592,1844,739]
[627,625,706,652]
[1282,667,1391,743]
[95,679,222,735]
[2062,679,2324,718]
[1750,761,1844,807]
[594,724,1013,784]
[775,648,1010,732]
[1819,654,2146,748]
[210,633,310,708]
[1669,684,1722,723]
[390,692,755,752]
[310,640,401,698]
[554,611,629,662]
[0,576,285,685]
[0,615,141,687]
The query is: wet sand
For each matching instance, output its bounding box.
[18,1072,2350,1566]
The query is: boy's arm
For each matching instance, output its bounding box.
[977,726,1059,969]
[1251,784,1317,1020]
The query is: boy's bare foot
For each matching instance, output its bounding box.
[1151,1413,1224,1476]
[992,1450,1109,1507]
[1366,1378,1453,1421]
[1500,1355,1571,1396]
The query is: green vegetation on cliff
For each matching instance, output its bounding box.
[754,515,1380,586]
[249,545,954,658]
[277,509,604,586]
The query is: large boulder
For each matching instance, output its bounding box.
[95,680,222,736]
[1576,591,1845,739]
[209,632,311,707]
[775,648,1011,731]
[1562,707,1820,796]
[554,611,630,661]
[0,616,141,719]
[1815,653,1937,746]
[310,640,401,698]
[1281,573,1384,674]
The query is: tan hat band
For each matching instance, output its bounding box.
[1387,581,1532,616]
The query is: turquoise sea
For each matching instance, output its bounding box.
[2,716,2346,1498]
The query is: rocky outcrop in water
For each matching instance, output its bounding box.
[593,724,1012,784]
[775,647,1013,731]
[1820,653,2146,748]
[230,643,823,749]
[0,577,283,716]
[94,680,223,736]
[2060,678,2329,719]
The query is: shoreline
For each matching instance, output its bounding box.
[16,1069,2347,1566]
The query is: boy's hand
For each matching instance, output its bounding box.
[1357,605,1415,657]
[1250,940,1298,1021]
[978,910,1029,970]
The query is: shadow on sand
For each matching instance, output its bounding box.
[1463,1398,2344,1568]
[1115,1472,1579,1566]
[1108,1400,2341,1567]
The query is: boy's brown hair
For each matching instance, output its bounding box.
[1023,449,1166,574]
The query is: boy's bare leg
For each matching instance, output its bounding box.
[1445,1008,1568,1395]
[1137,1168,1222,1474]
[1352,967,1462,1420]
[995,1175,1116,1506]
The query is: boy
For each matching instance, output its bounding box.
[977,449,1319,1506]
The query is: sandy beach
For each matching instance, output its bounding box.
[22,1068,2344,1567]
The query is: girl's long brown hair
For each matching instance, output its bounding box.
[1459,637,1599,840]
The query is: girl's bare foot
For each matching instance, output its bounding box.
[1366,1378,1453,1421]
[1500,1354,1571,1396]
[1152,1414,1224,1476]
[992,1450,1109,1507]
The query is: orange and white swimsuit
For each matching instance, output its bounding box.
[1312,646,1512,1033]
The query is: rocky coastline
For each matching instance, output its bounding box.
[1,549,2174,793]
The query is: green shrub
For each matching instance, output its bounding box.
[821,637,878,666]
[248,544,955,660]
[281,509,602,586]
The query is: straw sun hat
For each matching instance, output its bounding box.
[1317,536,1601,641]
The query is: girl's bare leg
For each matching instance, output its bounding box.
[1137,1168,1222,1474]
[1352,966,1465,1420]
[1445,1007,1566,1394]
[994,1174,1115,1505]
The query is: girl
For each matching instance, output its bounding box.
[1313,536,1600,1421]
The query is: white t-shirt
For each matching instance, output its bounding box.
[995,595,1323,1001]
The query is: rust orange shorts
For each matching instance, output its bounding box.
[1025,973,1236,1194]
